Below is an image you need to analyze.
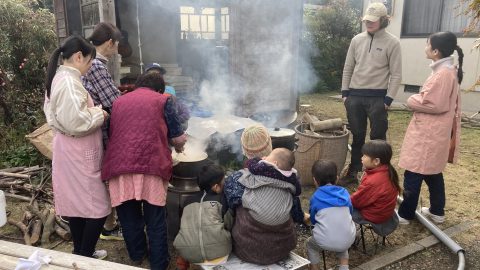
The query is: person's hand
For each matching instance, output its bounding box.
[171,134,187,153]
[384,104,389,110]
[102,110,109,123]
[343,97,347,103]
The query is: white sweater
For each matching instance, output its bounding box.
[44,65,104,137]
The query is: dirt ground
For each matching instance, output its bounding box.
[1,92,479,269]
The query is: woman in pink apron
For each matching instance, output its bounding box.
[44,35,110,259]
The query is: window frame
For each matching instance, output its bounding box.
[400,0,473,38]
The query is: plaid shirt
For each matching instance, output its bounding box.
[82,56,121,147]
[82,57,120,111]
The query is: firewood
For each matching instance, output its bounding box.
[41,208,56,246]
[55,216,70,232]
[0,180,25,188]
[55,224,71,240]
[7,218,31,245]
[0,171,30,179]
[30,219,42,245]
[20,166,43,174]
[0,167,26,173]
[27,205,56,246]
[4,192,31,202]
[23,210,33,223]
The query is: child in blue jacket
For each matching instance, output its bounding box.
[307,160,356,270]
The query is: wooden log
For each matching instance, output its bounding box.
[41,208,56,246]
[0,239,145,269]
[55,216,70,232]
[4,192,31,202]
[7,218,31,245]
[0,253,67,270]
[309,118,343,132]
[0,171,30,179]
[23,210,33,223]
[0,167,25,173]
[55,224,71,240]
[30,219,42,245]
[0,180,25,188]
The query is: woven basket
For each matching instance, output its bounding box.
[25,123,53,160]
[294,124,349,186]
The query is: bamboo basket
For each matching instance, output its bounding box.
[25,123,53,160]
[294,124,349,186]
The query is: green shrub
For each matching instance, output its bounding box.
[304,0,361,92]
[0,0,56,167]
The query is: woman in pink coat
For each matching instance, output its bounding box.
[397,32,463,225]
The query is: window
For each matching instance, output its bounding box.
[180,6,229,40]
[221,7,229,40]
[402,0,471,37]
[80,0,99,37]
[180,6,215,40]
[404,84,420,93]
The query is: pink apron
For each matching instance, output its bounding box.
[51,94,111,218]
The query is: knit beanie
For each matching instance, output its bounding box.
[241,124,272,159]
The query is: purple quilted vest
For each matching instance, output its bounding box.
[101,88,172,181]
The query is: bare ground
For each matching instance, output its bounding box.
[1,92,479,269]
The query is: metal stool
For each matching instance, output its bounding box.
[358,213,399,254]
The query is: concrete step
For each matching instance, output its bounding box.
[163,67,182,76]
[164,75,193,84]
[159,63,179,68]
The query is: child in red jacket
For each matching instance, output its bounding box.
[350,140,401,224]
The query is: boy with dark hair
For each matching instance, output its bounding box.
[173,164,232,270]
[307,160,356,270]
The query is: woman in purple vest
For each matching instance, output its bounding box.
[101,72,187,270]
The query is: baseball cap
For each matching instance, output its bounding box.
[363,2,387,22]
[144,63,166,75]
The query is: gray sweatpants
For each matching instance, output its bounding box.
[305,236,349,264]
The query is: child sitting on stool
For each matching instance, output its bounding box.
[225,147,297,265]
[174,164,232,270]
[350,140,400,225]
[306,160,355,270]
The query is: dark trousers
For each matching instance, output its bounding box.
[116,200,169,270]
[398,170,445,220]
[291,196,305,224]
[345,96,388,172]
[68,216,107,257]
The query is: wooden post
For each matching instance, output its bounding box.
[98,0,121,85]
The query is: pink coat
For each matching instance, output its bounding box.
[399,57,461,175]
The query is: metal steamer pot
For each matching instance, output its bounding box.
[171,151,212,191]
[268,127,297,151]
[168,150,211,241]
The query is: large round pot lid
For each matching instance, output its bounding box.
[268,127,296,138]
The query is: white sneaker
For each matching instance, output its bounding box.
[92,250,107,260]
[421,207,445,224]
[398,215,410,225]
[395,210,410,225]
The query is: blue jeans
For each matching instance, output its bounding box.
[398,170,445,220]
[116,200,169,270]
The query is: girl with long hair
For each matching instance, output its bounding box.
[44,35,110,259]
[398,32,463,225]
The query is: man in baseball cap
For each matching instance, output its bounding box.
[339,1,402,186]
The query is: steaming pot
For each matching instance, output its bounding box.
[268,127,297,151]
